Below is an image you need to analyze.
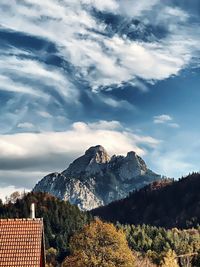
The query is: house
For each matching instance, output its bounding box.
[0,216,45,266]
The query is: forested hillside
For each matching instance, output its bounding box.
[92,173,200,228]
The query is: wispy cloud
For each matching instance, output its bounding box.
[0,47,81,132]
[153,114,179,128]
[37,111,53,119]
[0,0,199,92]
[0,54,78,100]
[0,74,47,98]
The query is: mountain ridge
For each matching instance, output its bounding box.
[33,145,162,210]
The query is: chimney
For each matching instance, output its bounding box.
[30,203,35,219]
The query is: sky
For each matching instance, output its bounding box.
[0,0,200,199]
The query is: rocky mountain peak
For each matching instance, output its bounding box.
[62,145,110,177]
[111,151,147,181]
[126,151,136,158]
[126,151,147,169]
[34,145,162,210]
[85,145,110,163]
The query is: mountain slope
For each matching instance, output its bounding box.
[92,173,200,228]
[33,145,161,210]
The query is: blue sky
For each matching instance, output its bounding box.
[0,0,200,198]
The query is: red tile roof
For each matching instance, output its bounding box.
[0,218,45,267]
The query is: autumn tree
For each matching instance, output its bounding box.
[46,247,58,267]
[161,250,179,267]
[6,191,21,204]
[62,219,135,267]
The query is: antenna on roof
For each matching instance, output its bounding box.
[30,203,35,219]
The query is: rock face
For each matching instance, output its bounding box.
[33,145,161,210]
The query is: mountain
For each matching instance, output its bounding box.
[92,172,200,228]
[33,145,161,210]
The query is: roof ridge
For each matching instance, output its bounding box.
[0,218,43,221]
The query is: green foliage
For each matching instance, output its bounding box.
[119,224,200,266]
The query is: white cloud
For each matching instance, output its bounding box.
[37,111,53,119]
[17,122,34,129]
[100,36,186,83]
[156,6,189,24]
[168,123,180,128]
[153,114,180,128]
[154,114,173,124]
[0,121,159,158]
[117,0,160,17]
[81,0,119,12]
[99,95,134,109]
